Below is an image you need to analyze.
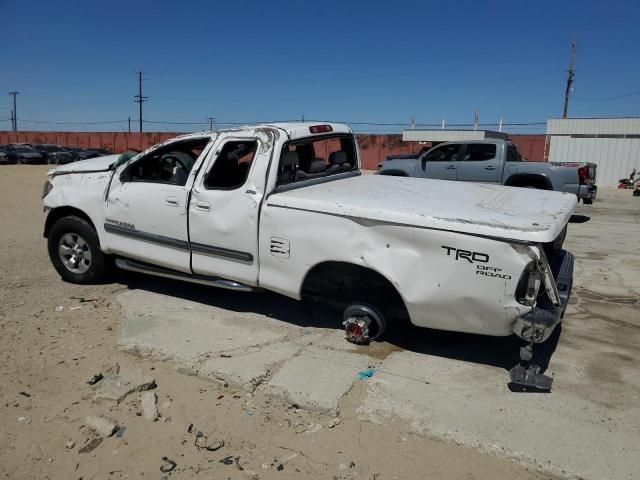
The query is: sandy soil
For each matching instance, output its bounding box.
[0,165,555,480]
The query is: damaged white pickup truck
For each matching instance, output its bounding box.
[43,122,576,389]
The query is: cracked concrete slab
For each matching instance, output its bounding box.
[263,345,371,415]
[199,342,300,391]
[361,350,640,480]
[118,289,292,373]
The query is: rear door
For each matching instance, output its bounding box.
[418,143,462,180]
[456,143,501,183]
[188,130,275,285]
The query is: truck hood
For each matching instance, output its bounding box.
[50,154,120,175]
[268,175,577,243]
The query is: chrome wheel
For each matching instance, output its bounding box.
[58,233,92,273]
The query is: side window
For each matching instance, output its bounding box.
[128,138,208,186]
[507,146,522,162]
[423,144,460,162]
[462,144,497,161]
[203,140,257,190]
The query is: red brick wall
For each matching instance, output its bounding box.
[0,131,546,166]
[509,134,546,162]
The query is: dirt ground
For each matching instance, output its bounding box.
[0,165,564,480]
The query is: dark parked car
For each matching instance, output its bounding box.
[0,146,10,164]
[4,144,46,164]
[62,146,113,161]
[34,144,74,165]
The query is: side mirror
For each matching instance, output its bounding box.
[420,154,428,170]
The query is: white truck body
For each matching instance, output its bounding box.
[43,123,576,344]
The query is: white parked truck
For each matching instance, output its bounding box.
[43,123,576,388]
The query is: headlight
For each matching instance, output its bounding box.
[42,180,53,199]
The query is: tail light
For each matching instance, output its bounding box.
[578,166,589,184]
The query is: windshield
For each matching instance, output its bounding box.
[16,147,34,153]
[276,134,358,187]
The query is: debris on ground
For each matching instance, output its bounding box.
[92,368,156,404]
[54,306,64,312]
[160,456,177,473]
[85,415,119,437]
[17,416,31,424]
[296,423,322,434]
[141,391,158,420]
[18,391,31,398]
[86,373,103,385]
[327,418,341,428]
[357,368,376,380]
[78,438,103,454]
[65,441,76,449]
[194,431,225,451]
[220,455,235,465]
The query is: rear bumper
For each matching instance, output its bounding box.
[578,183,597,200]
[513,250,574,343]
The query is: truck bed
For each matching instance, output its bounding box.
[267,175,577,243]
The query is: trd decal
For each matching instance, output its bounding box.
[441,246,489,263]
[442,245,511,279]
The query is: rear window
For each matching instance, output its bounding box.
[276,134,357,186]
[507,146,523,162]
[463,144,496,161]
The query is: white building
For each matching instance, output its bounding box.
[547,117,640,187]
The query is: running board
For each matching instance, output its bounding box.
[115,258,257,292]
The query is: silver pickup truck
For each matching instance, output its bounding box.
[378,139,597,204]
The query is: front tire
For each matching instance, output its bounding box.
[48,216,110,284]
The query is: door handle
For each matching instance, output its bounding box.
[484,165,496,170]
[165,197,180,207]
[445,165,457,170]
[194,201,211,212]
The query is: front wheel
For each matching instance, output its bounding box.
[48,216,110,284]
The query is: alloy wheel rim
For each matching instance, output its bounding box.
[58,233,92,273]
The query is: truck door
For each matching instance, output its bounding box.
[418,143,461,180]
[188,130,274,285]
[456,143,501,183]
[103,137,212,273]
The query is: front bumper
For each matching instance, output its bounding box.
[513,249,574,343]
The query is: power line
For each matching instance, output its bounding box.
[574,88,640,102]
[134,71,148,133]
[7,116,548,130]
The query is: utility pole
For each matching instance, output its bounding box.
[498,117,503,132]
[562,36,577,118]
[128,117,131,133]
[411,115,416,130]
[8,91,19,131]
[473,111,479,131]
[10,110,14,132]
[207,116,215,131]
[134,72,148,132]
[301,114,305,123]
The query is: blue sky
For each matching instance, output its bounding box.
[1,0,639,132]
